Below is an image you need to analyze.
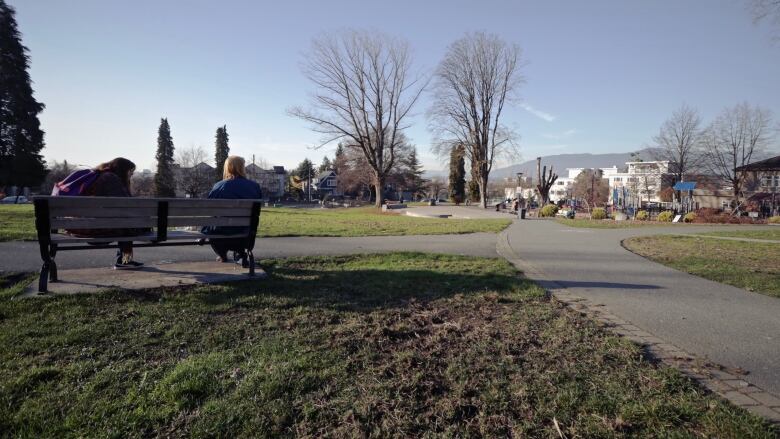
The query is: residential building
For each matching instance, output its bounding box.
[737,155,780,216]
[246,164,287,199]
[608,161,671,207]
[313,170,342,197]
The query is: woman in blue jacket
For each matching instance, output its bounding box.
[204,156,262,264]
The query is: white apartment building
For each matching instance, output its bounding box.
[608,161,670,207]
[548,166,620,203]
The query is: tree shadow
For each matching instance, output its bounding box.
[188,261,532,312]
[541,280,663,290]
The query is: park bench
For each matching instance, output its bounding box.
[33,196,262,293]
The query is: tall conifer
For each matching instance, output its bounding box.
[0,0,47,194]
[214,125,229,180]
[154,118,176,197]
[448,144,466,204]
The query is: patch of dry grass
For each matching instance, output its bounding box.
[624,235,780,298]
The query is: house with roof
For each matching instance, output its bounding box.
[737,155,780,216]
[313,170,341,197]
[246,164,287,199]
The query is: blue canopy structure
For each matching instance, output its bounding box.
[673,181,696,191]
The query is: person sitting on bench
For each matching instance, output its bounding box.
[204,156,262,265]
[66,157,145,270]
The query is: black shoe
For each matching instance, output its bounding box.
[114,261,144,270]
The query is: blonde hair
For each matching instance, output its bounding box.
[223,155,247,180]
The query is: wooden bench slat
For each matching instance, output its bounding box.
[167,217,251,227]
[38,196,260,209]
[45,197,158,208]
[50,230,251,244]
[51,217,157,229]
[166,199,260,208]
[167,206,254,217]
[50,206,158,218]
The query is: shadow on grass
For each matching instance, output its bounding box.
[188,263,532,312]
[70,253,534,313]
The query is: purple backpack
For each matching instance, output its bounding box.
[52,169,100,196]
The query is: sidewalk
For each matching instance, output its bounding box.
[498,219,780,422]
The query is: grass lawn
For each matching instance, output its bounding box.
[624,235,780,298]
[698,229,780,241]
[0,205,511,242]
[556,218,673,229]
[0,204,35,241]
[1,253,775,437]
[260,207,510,237]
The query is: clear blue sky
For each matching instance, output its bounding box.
[12,0,780,172]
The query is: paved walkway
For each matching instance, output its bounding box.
[498,220,780,398]
[0,233,500,273]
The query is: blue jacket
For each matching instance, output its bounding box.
[202,177,262,235]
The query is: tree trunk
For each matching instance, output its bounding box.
[479,174,489,209]
[374,174,385,208]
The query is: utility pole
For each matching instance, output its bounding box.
[308,166,312,202]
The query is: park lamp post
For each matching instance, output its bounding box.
[516,172,524,208]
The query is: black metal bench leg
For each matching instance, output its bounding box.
[49,244,58,282]
[38,263,49,293]
[247,250,255,276]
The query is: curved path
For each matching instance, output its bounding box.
[499,220,780,397]
[0,233,500,273]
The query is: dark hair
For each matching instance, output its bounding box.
[95,157,136,189]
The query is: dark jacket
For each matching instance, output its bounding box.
[203,177,262,235]
[68,172,143,237]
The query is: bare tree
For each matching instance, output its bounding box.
[426,177,446,201]
[702,103,774,209]
[652,104,704,183]
[748,0,780,41]
[429,32,523,208]
[572,169,609,208]
[131,172,154,197]
[289,30,426,208]
[175,145,213,198]
[535,157,558,205]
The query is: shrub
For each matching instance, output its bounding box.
[657,211,674,222]
[769,216,780,224]
[539,204,558,217]
[591,207,607,220]
[683,212,696,223]
[635,210,649,221]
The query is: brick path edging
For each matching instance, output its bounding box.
[554,289,780,424]
[495,230,780,425]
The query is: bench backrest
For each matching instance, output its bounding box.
[33,196,261,241]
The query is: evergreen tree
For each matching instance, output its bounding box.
[403,146,426,198]
[154,118,176,197]
[214,125,229,180]
[333,143,347,175]
[448,144,466,204]
[295,158,316,180]
[0,0,47,194]
[318,156,332,173]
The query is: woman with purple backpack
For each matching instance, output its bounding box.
[55,157,145,270]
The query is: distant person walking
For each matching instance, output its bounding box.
[59,157,145,269]
[204,156,262,265]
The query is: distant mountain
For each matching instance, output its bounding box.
[490,148,656,180]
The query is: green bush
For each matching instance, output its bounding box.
[591,208,607,220]
[769,216,780,224]
[657,211,674,222]
[635,210,649,221]
[539,204,559,217]
[683,212,696,223]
